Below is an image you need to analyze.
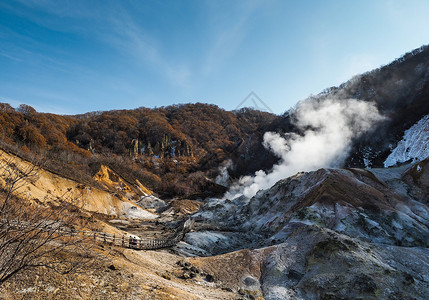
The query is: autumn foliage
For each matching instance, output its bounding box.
[0,102,280,198]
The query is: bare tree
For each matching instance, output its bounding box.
[0,153,98,285]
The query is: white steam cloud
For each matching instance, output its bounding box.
[216,159,233,186]
[225,98,384,199]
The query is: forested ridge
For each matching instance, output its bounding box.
[0,102,279,198]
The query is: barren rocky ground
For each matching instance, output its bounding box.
[0,145,428,300]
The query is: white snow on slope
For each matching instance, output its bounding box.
[121,202,157,219]
[384,115,429,167]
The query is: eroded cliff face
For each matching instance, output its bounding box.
[184,161,429,299]
[0,149,156,221]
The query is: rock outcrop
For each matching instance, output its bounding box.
[188,161,429,299]
[0,150,156,220]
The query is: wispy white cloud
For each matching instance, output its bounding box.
[17,0,193,88]
[202,0,262,76]
[86,1,263,88]
[0,95,66,114]
[0,96,24,108]
[0,51,24,62]
[104,13,193,88]
[12,0,100,20]
[0,94,67,114]
[6,0,265,90]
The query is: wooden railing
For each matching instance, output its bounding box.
[2,218,193,250]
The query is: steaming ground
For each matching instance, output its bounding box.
[215,159,233,186]
[224,98,384,199]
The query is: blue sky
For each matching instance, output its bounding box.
[1,0,429,115]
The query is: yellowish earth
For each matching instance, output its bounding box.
[0,149,157,224]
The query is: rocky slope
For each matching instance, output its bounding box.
[0,149,156,222]
[185,160,429,299]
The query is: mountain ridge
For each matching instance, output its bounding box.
[0,45,428,198]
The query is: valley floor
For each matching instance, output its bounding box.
[1,153,429,299]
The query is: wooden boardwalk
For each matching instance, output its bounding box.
[4,218,193,250]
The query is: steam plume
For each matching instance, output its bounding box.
[225,98,384,199]
[216,159,233,186]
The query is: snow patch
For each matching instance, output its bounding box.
[137,195,166,210]
[121,202,157,219]
[384,115,429,167]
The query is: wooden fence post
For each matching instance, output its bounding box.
[41,222,185,250]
